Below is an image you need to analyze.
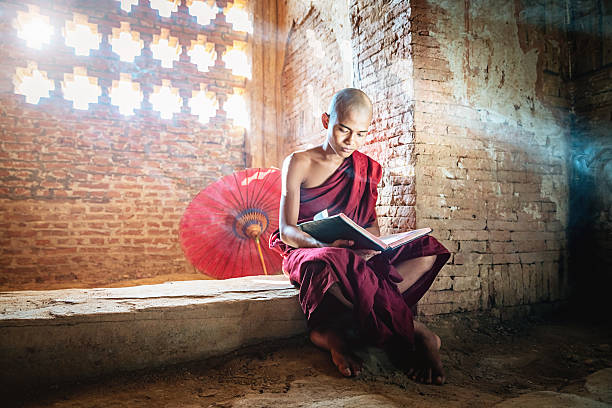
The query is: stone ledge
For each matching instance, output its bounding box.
[0,275,305,390]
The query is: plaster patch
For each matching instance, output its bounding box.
[522,203,541,220]
[442,168,456,179]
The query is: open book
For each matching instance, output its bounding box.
[298,209,432,252]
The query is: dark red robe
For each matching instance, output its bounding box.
[269,151,450,346]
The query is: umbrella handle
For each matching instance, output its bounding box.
[254,235,268,275]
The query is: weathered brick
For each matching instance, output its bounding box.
[453,276,481,291]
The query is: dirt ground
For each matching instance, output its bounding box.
[8,309,612,408]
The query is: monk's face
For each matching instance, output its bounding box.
[323,107,372,159]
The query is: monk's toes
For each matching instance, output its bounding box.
[333,355,362,377]
[350,361,362,376]
[335,361,352,377]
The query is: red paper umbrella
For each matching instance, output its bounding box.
[179,168,283,279]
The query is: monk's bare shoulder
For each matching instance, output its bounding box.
[281,149,314,195]
[282,148,322,179]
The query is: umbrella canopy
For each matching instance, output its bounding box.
[179,167,283,279]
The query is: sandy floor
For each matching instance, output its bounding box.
[8,312,612,407]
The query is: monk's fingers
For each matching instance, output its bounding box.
[330,239,354,248]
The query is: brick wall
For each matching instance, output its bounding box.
[0,0,248,289]
[406,0,572,315]
[568,0,612,306]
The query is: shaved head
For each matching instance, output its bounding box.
[327,88,372,122]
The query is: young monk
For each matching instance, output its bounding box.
[269,88,451,385]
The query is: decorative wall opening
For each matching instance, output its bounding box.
[188,35,217,72]
[109,22,144,62]
[63,13,102,56]
[61,67,101,110]
[187,0,218,26]
[13,62,55,105]
[149,0,179,18]
[150,28,182,68]
[15,5,53,50]
[109,73,144,116]
[150,79,183,119]
[10,2,251,128]
[223,0,252,33]
[222,40,250,79]
[189,85,218,124]
[225,88,248,129]
[116,0,139,13]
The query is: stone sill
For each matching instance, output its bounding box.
[0,275,305,390]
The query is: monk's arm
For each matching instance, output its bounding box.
[279,154,352,249]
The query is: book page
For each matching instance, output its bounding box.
[379,231,414,245]
[379,228,432,247]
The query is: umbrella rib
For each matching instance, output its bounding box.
[218,238,239,280]
[182,225,233,242]
[187,200,237,215]
[248,237,258,276]
[206,184,243,213]
[207,242,230,279]
[245,169,251,209]
[220,237,237,280]
[240,237,250,278]
[223,237,243,279]
[188,232,230,273]
[253,192,280,215]
[250,169,278,210]
[248,168,265,209]
[241,237,249,278]
[249,171,281,212]
[202,173,245,213]
[206,242,229,279]
[232,171,247,209]
[249,168,274,210]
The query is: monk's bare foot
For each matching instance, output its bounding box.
[331,348,362,377]
[310,328,362,377]
[410,320,445,385]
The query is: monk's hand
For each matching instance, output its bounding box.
[353,249,381,261]
[327,239,354,248]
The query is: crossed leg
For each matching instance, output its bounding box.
[309,254,445,384]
